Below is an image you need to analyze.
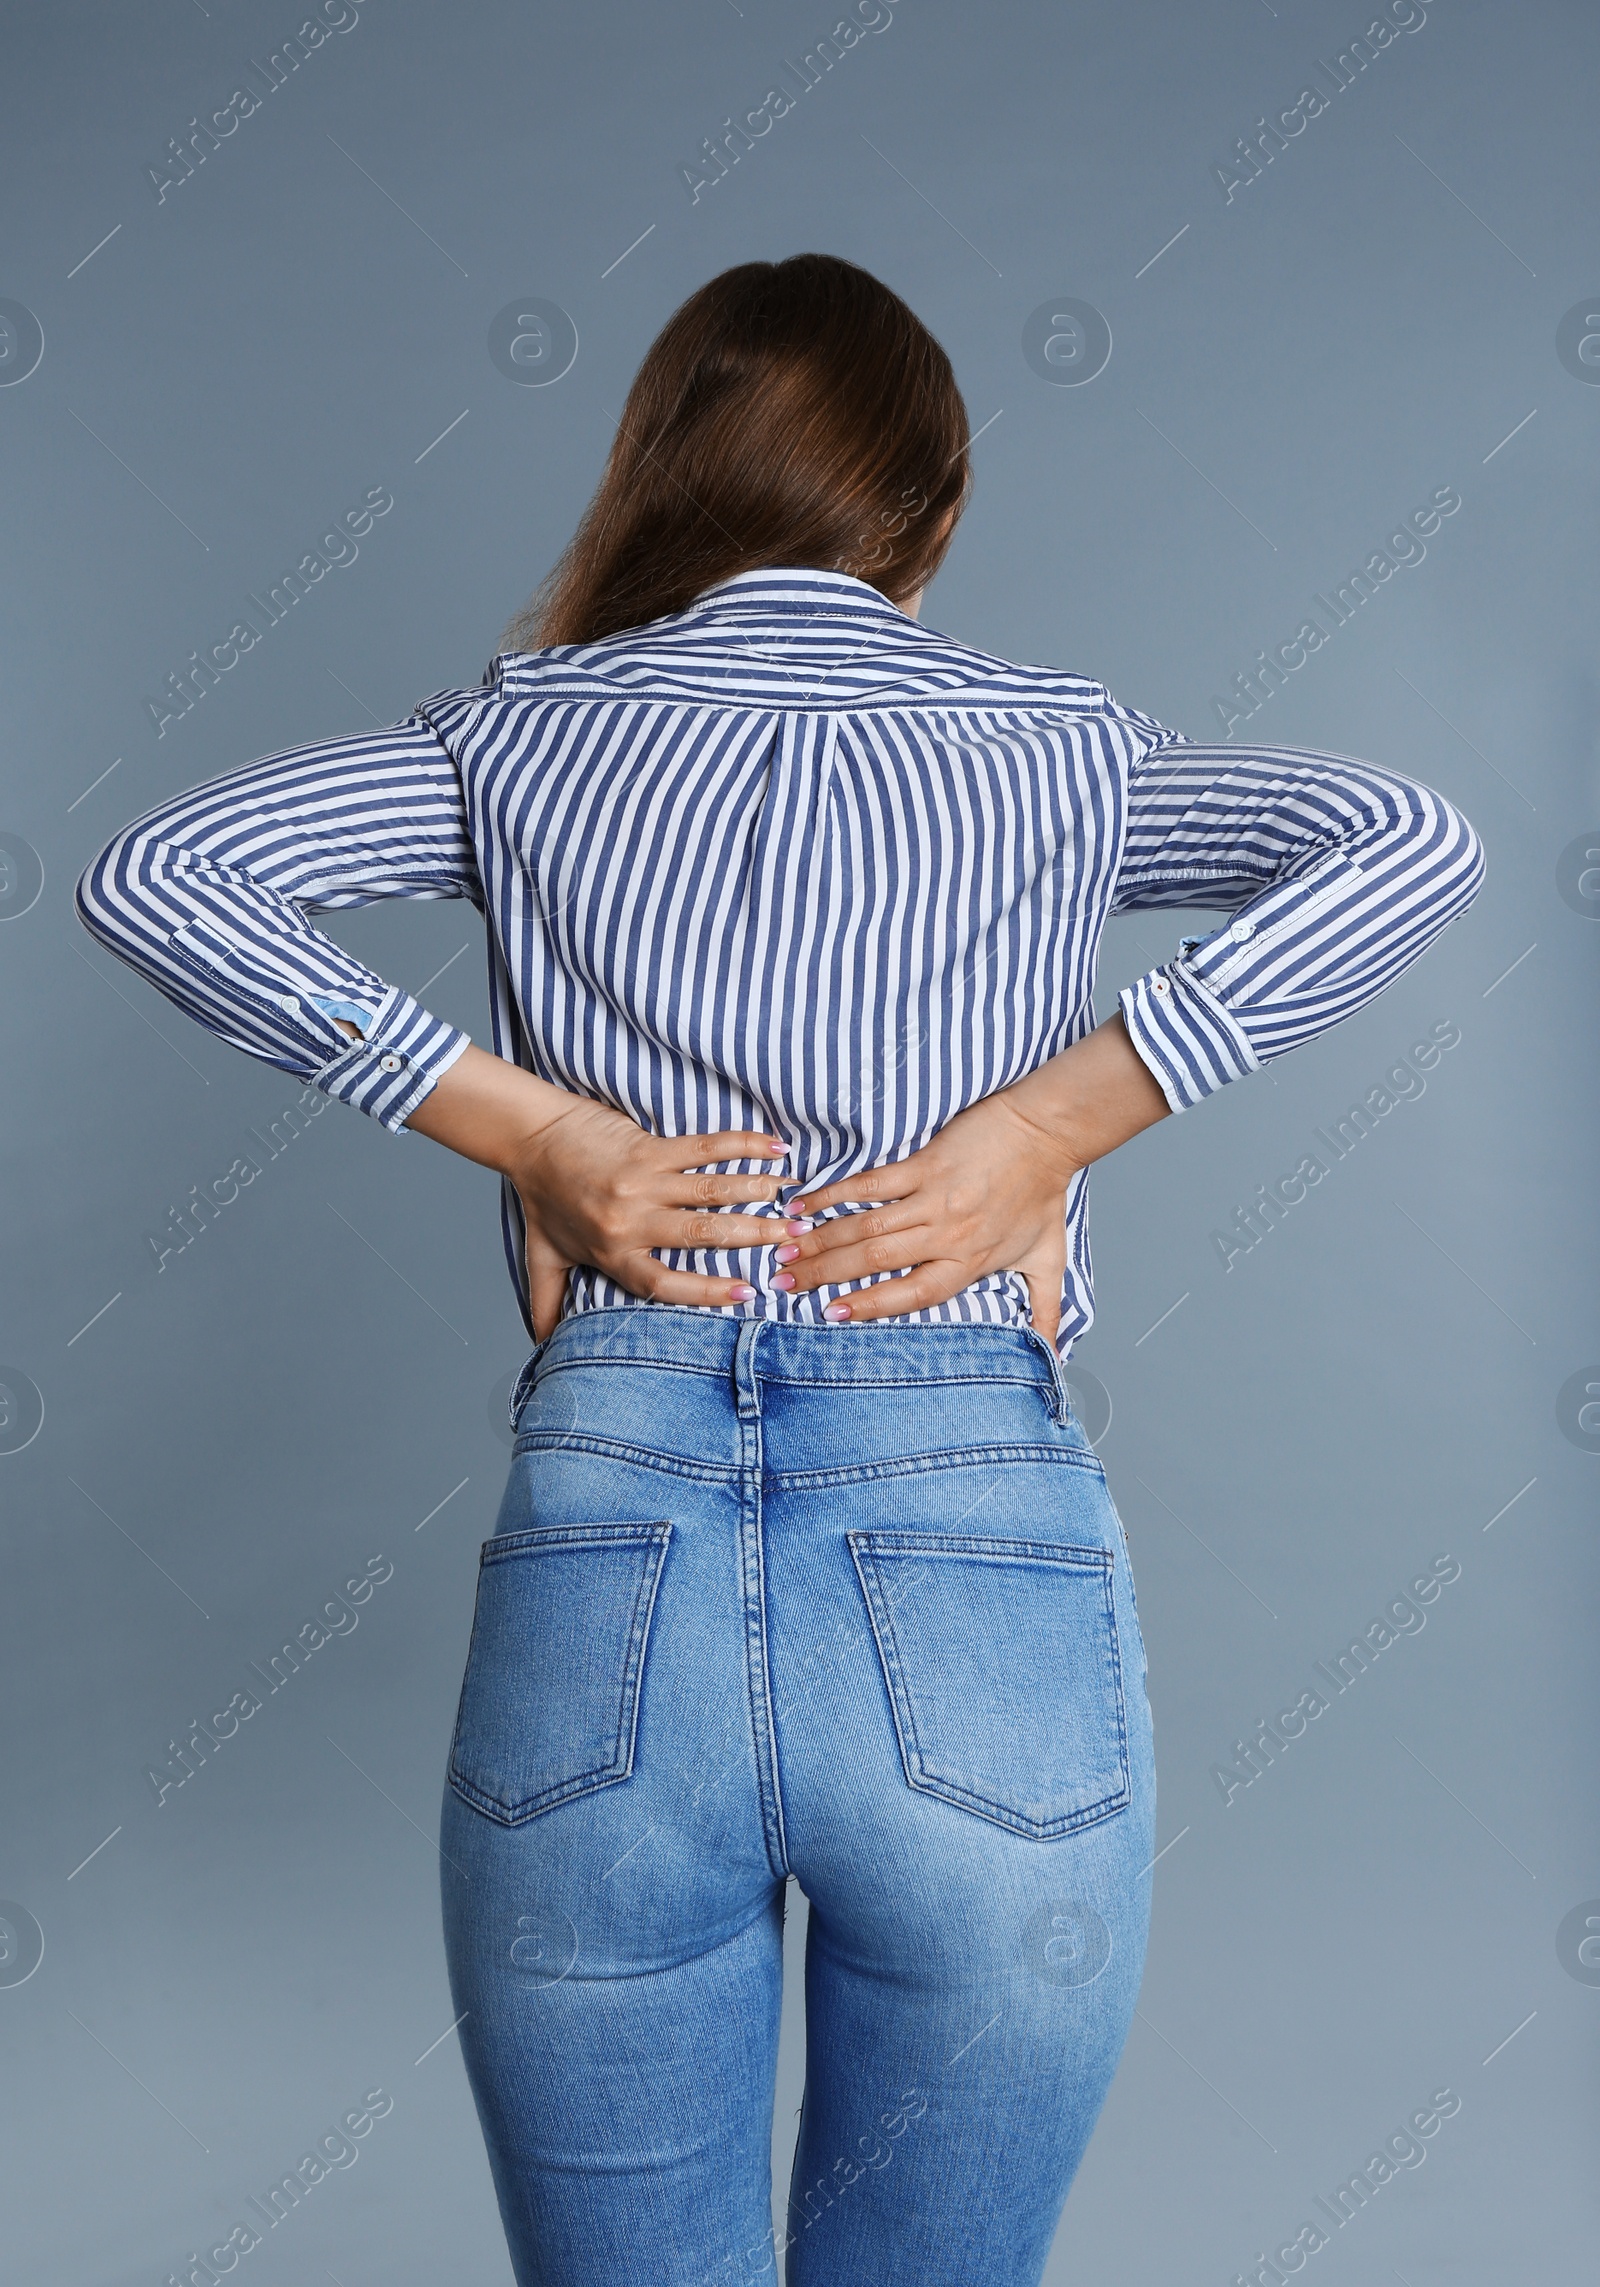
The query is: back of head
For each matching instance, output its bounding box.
[507,253,970,648]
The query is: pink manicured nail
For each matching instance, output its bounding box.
[765,1139,790,1153]
[775,1244,801,1264]
[730,1283,756,1301]
[823,1302,852,1322]
[787,1218,815,1235]
[771,1273,796,1292]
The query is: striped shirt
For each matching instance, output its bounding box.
[77,566,1485,1351]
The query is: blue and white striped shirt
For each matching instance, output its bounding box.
[77,566,1484,1350]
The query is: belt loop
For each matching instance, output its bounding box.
[1022,1323,1071,1426]
[732,1319,764,1422]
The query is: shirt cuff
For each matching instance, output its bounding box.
[1118,954,1261,1113]
[309,987,472,1132]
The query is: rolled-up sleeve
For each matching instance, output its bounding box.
[1104,698,1486,1113]
[75,694,487,1133]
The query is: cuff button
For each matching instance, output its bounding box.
[378,1052,404,1073]
[1229,918,1254,942]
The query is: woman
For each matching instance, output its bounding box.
[78,255,1483,2286]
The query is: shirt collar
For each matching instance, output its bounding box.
[679,565,916,624]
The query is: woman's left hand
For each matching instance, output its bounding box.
[779,1090,1081,1339]
[777,1014,1173,1338]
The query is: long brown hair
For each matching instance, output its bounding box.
[502,254,970,650]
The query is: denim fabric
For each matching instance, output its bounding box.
[439,1308,1155,2287]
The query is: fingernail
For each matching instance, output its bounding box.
[823,1302,852,1322]
[787,1218,815,1235]
[771,1273,796,1291]
[730,1283,756,1301]
[765,1139,790,1152]
[775,1244,800,1264]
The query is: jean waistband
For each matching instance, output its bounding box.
[507,1305,1073,1425]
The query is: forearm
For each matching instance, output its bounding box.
[390,1017,1166,1229]
[400,1042,577,1176]
[1001,1012,1172,1175]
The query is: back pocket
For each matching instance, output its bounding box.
[448,1523,672,1826]
[847,1530,1129,1840]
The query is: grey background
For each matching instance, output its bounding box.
[1,1,1595,2280]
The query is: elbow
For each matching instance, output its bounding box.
[74,827,137,955]
[1392,780,1486,930]
[1441,796,1487,922]
[73,845,109,944]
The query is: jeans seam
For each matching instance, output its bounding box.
[769,1443,1102,1491]
[479,1521,671,1560]
[897,1775,1131,1840]
[510,1429,740,1483]
[1021,1322,1072,1425]
[735,1324,789,1878]
[755,1367,1052,1390]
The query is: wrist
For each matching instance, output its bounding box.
[404,1043,582,1178]
[992,1080,1086,1187]
[1002,1013,1172,1174]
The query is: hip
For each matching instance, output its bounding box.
[455,1308,1150,1859]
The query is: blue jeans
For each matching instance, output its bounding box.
[439,1308,1155,2286]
